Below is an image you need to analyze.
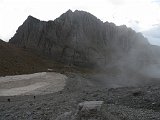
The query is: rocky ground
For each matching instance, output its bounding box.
[0,72,160,120]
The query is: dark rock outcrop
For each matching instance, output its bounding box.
[9,10,155,69]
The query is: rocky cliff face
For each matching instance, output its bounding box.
[9,10,155,69]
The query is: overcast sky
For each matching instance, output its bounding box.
[1,0,160,45]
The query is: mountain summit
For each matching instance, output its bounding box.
[9,10,155,69]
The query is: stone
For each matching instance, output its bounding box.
[76,101,104,119]
[47,68,53,72]
[55,101,104,120]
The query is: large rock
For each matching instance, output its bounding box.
[9,10,156,69]
[76,101,104,119]
[55,101,120,120]
[56,101,104,120]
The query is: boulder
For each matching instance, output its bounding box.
[56,101,104,120]
[76,101,104,119]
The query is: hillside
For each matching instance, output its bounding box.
[0,39,63,76]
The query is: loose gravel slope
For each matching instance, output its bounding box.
[0,73,160,120]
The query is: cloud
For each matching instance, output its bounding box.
[107,0,127,5]
[0,0,160,45]
[114,0,160,29]
[108,0,152,5]
[152,0,160,4]
[143,25,160,38]
[143,25,160,45]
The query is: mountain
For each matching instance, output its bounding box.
[9,10,156,71]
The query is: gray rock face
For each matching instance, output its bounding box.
[9,10,155,68]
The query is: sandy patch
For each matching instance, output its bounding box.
[0,72,67,96]
[0,72,46,83]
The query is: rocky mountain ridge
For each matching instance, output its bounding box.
[9,10,156,70]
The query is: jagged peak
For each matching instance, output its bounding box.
[27,15,39,20]
[73,10,96,18]
[66,9,73,13]
[118,25,127,28]
[57,9,103,24]
[25,15,40,23]
[62,9,97,18]
[56,9,73,21]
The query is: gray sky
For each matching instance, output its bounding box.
[1,0,160,45]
